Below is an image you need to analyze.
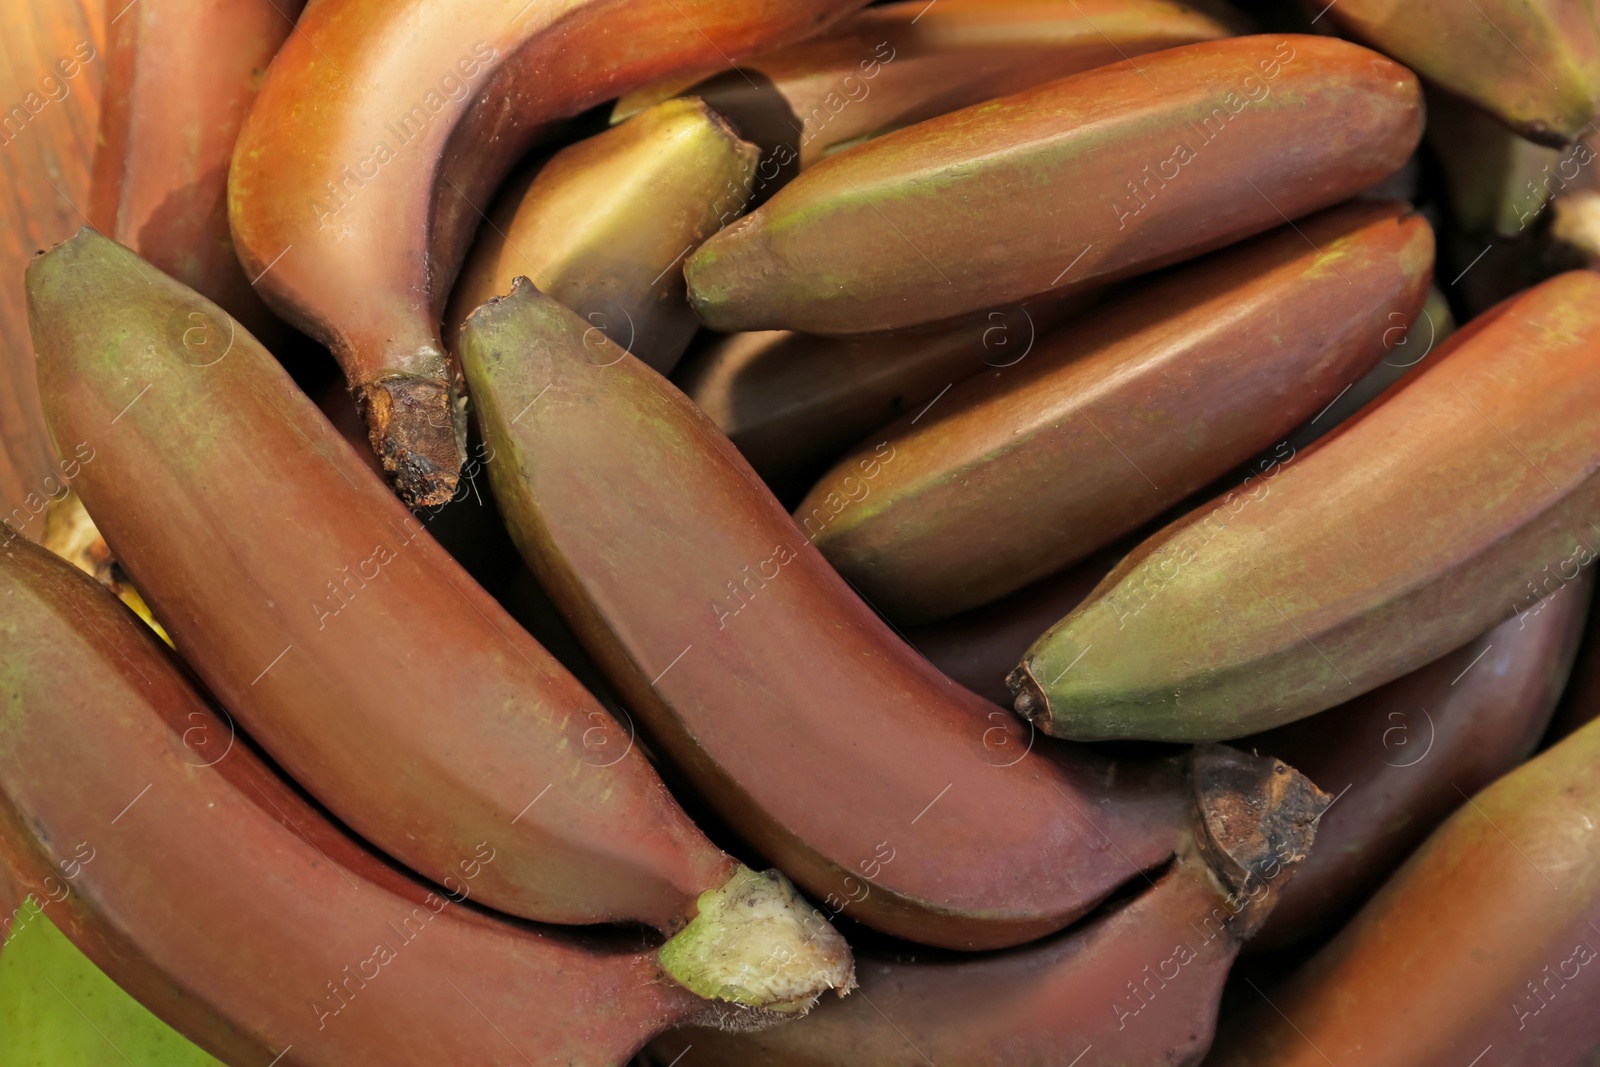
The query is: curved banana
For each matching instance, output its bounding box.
[1211,710,1600,1065]
[0,536,802,1065]
[229,0,870,506]
[28,229,852,1008]
[454,280,1275,952]
[1247,572,1591,948]
[650,747,1325,1066]
[800,201,1434,623]
[685,35,1423,335]
[1013,271,1600,742]
[90,0,303,343]
[616,0,1235,169]
[675,297,1078,501]
[0,0,102,544]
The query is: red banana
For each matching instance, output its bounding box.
[457,281,1246,952]
[0,535,781,1065]
[90,0,303,342]
[1210,712,1600,1065]
[1013,272,1600,742]
[229,0,871,506]
[685,35,1423,335]
[617,0,1235,169]
[0,0,102,544]
[1247,573,1592,948]
[800,201,1435,623]
[649,747,1325,1067]
[28,229,852,1008]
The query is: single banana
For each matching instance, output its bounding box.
[615,0,1235,169]
[1013,271,1600,742]
[0,536,808,1065]
[28,229,852,1009]
[685,35,1423,335]
[228,0,871,506]
[800,201,1435,623]
[650,747,1326,1067]
[460,280,1251,952]
[447,97,759,376]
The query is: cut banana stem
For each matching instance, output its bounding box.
[615,0,1235,170]
[650,748,1327,1067]
[1013,271,1600,742]
[1245,572,1592,949]
[674,295,1081,500]
[0,537,791,1065]
[1211,712,1600,1065]
[460,281,1204,952]
[684,35,1423,336]
[1326,0,1600,146]
[228,0,871,507]
[801,201,1435,624]
[448,98,759,376]
[27,229,852,1009]
[91,0,303,344]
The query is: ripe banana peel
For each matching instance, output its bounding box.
[615,0,1235,170]
[674,297,1078,500]
[27,229,852,1009]
[0,900,219,1065]
[1012,271,1600,742]
[457,281,1254,952]
[684,35,1423,335]
[0,0,102,544]
[89,0,302,344]
[1247,572,1591,949]
[448,98,759,376]
[802,201,1435,623]
[650,747,1326,1067]
[0,537,796,1065]
[1210,712,1600,1065]
[1327,0,1600,146]
[907,555,1112,709]
[229,0,870,507]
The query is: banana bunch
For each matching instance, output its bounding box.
[3,0,1600,1065]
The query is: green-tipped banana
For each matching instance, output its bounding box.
[1011,271,1600,742]
[447,97,759,375]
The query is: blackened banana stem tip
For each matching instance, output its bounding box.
[355,371,466,508]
